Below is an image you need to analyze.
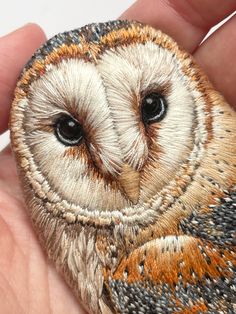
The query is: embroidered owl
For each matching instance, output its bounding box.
[10,21,236,314]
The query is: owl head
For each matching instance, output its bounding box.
[10,21,236,227]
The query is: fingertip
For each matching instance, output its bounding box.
[18,22,46,42]
[0,23,47,134]
[1,22,46,50]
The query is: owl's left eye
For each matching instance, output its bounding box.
[54,115,83,146]
[141,92,167,125]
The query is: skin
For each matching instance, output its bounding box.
[0,1,235,313]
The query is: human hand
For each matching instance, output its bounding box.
[0,24,86,314]
[0,1,235,313]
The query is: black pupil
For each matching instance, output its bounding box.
[142,93,167,124]
[55,116,83,146]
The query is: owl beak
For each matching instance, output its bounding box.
[118,164,140,205]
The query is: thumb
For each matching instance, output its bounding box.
[0,23,46,134]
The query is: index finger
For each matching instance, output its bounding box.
[121,0,236,52]
[0,24,46,134]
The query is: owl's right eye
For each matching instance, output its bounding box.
[54,115,83,146]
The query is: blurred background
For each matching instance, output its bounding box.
[0,0,135,150]
[0,0,135,39]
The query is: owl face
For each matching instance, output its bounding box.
[10,21,236,226]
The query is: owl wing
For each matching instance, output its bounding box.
[105,235,235,314]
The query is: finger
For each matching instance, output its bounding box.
[121,0,236,52]
[0,24,46,134]
[194,14,236,108]
[0,144,11,157]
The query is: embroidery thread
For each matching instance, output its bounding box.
[10,21,236,314]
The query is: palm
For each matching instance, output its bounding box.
[0,148,86,314]
[0,1,235,313]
